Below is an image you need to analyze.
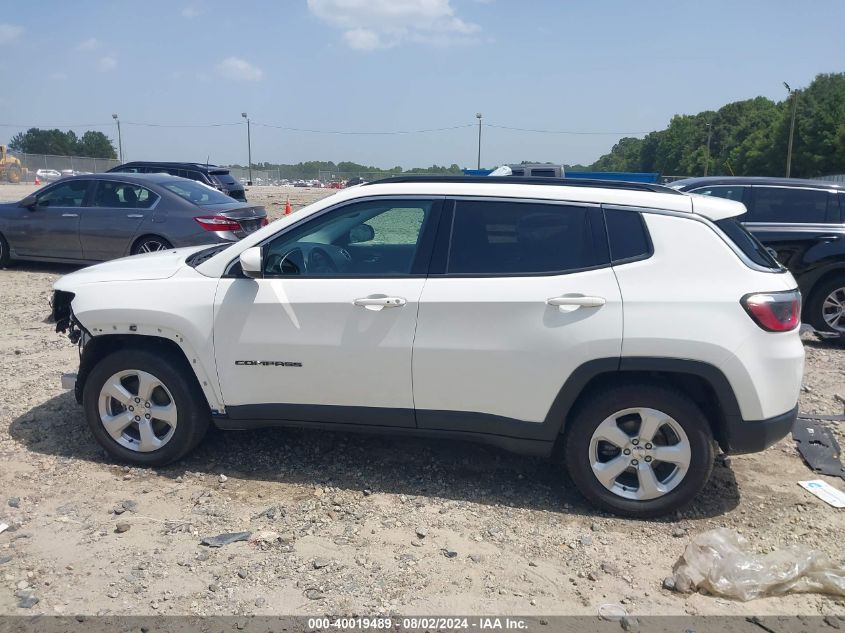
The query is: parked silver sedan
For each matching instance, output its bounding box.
[0,173,267,266]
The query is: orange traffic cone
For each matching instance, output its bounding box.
[34,175,40,186]
[284,197,292,215]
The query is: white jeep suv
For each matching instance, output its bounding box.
[52,177,804,517]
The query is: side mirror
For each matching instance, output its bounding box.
[20,195,37,209]
[349,223,375,244]
[240,246,263,279]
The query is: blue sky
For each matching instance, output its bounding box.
[1,0,843,169]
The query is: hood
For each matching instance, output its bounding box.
[53,245,207,290]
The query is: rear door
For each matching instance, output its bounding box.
[412,198,622,436]
[744,185,840,271]
[10,179,92,259]
[81,180,160,260]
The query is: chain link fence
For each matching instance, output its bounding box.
[0,152,121,184]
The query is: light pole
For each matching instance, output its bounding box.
[783,82,798,178]
[475,113,482,170]
[112,113,123,163]
[703,122,713,176]
[242,112,252,185]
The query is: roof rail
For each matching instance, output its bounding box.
[365,175,682,195]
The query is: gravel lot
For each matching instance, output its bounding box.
[1,184,844,617]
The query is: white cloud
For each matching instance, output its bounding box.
[76,37,100,51]
[216,57,263,81]
[307,0,480,50]
[181,5,203,18]
[0,23,23,44]
[98,56,117,71]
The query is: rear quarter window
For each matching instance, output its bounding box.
[715,218,781,270]
[604,209,651,263]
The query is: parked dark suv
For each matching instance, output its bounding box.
[108,162,246,201]
[672,176,845,334]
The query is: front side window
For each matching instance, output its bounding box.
[37,180,91,207]
[751,187,828,223]
[162,180,235,206]
[447,200,597,275]
[692,185,745,202]
[262,199,434,277]
[93,181,158,209]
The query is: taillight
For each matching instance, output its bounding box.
[194,215,241,232]
[260,217,269,226]
[741,290,801,332]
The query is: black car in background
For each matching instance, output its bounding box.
[108,162,246,201]
[672,176,845,334]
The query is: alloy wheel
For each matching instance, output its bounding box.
[97,370,178,452]
[822,287,845,331]
[137,239,169,254]
[589,407,691,501]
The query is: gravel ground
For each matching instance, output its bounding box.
[1,184,844,618]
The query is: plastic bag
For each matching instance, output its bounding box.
[672,527,845,601]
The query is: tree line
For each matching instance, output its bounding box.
[575,72,845,178]
[8,128,117,159]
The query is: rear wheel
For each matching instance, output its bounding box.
[131,236,173,255]
[82,348,209,466]
[6,164,21,184]
[564,383,715,518]
[0,233,10,267]
[806,276,845,334]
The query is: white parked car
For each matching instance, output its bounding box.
[35,169,62,182]
[52,176,804,516]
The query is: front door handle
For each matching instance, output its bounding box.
[126,214,144,219]
[353,296,407,311]
[61,213,79,218]
[547,295,606,313]
[816,235,840,242]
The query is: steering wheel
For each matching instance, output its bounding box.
[264,248,303,275]
[308,247,338,274]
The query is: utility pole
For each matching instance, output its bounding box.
[475,113,482,170]
[704,122,713,176]
[783,82,798,178]
[112,113,123,163]
[242,112,252,185]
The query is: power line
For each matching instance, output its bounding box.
[486,123,649,136]
[252,122,476,135]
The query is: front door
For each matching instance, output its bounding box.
[81,180,159,260]
[213,197,442,427]
[11,179,92,259]
[412,198,623,434]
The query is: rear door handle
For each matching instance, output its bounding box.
[353,296,407,311]
[126,214,144,219]
[61,213,79,218]
[816,235,840,242]
[547,295,606,313]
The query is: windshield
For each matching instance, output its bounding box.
[162,180,235,206]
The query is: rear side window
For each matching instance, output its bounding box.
[715,218,781,270]
[605,209,651,263]
[751,187,828,223]
[447,200,597,275]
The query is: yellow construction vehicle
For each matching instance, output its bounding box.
[0,145,26,183]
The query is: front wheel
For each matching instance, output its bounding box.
[564,383,715,518]
[82,348,209,466]
[0,233,10,267]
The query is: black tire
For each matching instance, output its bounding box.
[563,383,715,518]
[82,347,210,466]
[131,235,173,255]
[806,276,845,334]
[0,233,10,267]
